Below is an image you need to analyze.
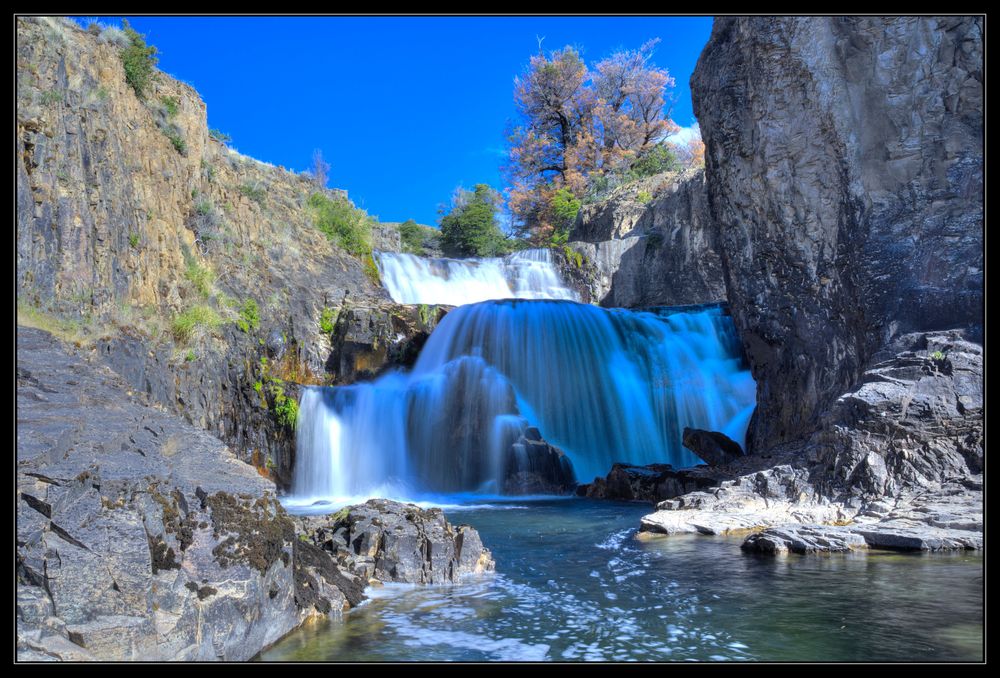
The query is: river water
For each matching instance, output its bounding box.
[262,499,983,662]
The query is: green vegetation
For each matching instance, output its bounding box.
[41,89,63,105]
[630,142,680,178]
[637,190,653,204]
[209,128,232,144]
[171,304,222,344]
[319,306,338,335]
[119,19,158,99]
[184,261,215,298]
[417,303,437,327]
[236,298,260,333]
[239,183,266,205]
[440,184,510,257]
[253,380,263,393]
[196,200,212,216]
[184,349,197,362]
[265,380,299,428]
[163,127,186,155]
[562,245,584,268]
[160,95,179,118]
[129,232,140,248]
[307,192,374,258]
[931,350,946,361]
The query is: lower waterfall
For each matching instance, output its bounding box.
[288,300,755,506]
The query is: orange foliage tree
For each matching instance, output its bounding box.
[505,41,678,242]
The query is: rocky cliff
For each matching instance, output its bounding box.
[691,16,983,454]
[15,17,428,486]
[639,16,983,551]
[568,168,726,308]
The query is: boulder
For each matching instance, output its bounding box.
[577,463,723,503]
[295,499,495,585]
[682,428,744,466]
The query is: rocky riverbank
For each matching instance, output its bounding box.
[16,326,493,661]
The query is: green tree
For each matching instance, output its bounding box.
[120,19,158,99]
[439,184,509,258]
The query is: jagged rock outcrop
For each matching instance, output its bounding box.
[17,327,310,661]
[576,463,723,504]
[568,169,726,308]
[692,16,983,453]
[326,300,448,383]
[640,332,982,551]
[295,499,495,585]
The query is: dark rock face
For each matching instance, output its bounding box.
[569,169,726,308]
[502,432,577,495]
[682,428,744,467]
[16,327,304,661]
[295,499,495,585]
[692,16,983,453]
[809,331,983,502]
[326,300,446,383]
[577,463,723,504]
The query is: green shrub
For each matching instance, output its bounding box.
[119,19,158,99]
[267,382,299,428]
[239,183,266,205]
[184,349,196,362]
[196,200,212,216]
[551,188,581,229]
[562,245,583,268]
[253,380,263,393]
[163,127,186,155]
[41,89,63,105]
[637,190,653,204]
[171,305,221,343]
[236,298,260,333]
[185,262,214,298]
[129,232,139,248]
[630,142,680,179]
[307,192,374,259]
[930,350,946,362]
[319,307,338,335]
[209,128,232,144]
[160,95,179,118]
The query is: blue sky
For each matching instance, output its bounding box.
[77,16,713,225]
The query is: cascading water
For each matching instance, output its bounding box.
[375,249,579,305]
[287,298,755,507]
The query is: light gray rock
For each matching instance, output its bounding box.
[296,499,495,586]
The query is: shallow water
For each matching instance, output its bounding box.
[262,499,983,662]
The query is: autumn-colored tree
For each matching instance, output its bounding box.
[668,125,705,169]
[505,41,678,243]
[311,149,330,189]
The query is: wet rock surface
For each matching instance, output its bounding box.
[577,463,723,504]
[294,499,496,586]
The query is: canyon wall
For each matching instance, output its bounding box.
[691,16,983,453]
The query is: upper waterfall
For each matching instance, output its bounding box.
[375,249,579,306]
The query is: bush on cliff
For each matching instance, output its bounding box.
[307,192,374,259]
[439,184,511,258]
[119,19,158,99]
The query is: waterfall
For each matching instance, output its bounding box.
[287,300,755,506]
[375,249,579,305]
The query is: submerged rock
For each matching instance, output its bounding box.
[295,499,495,586]
[682,428,744,467]
[577,463,723,503]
